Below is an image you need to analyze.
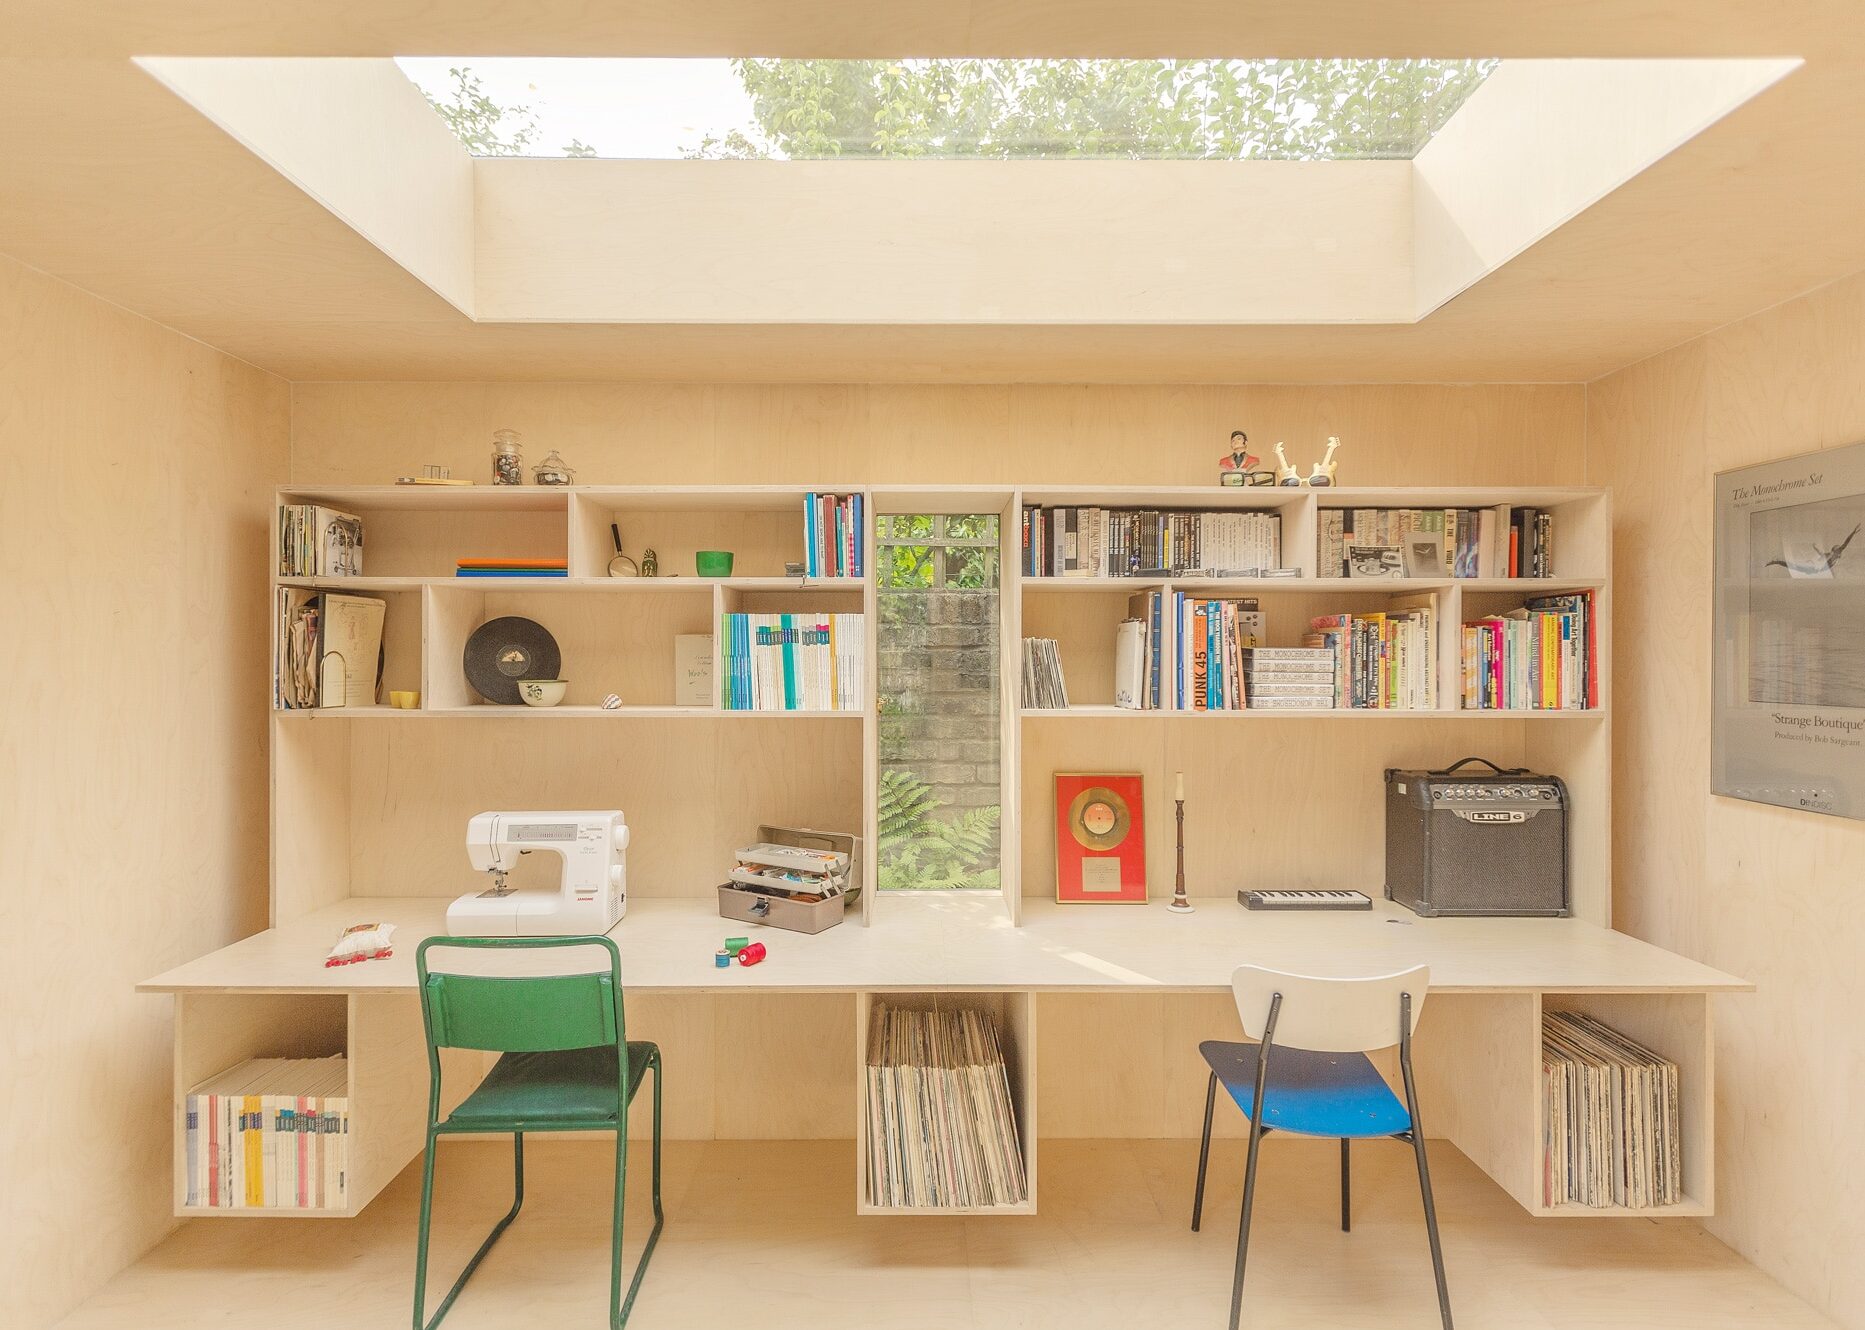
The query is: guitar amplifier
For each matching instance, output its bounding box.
[1384,759,1569,917]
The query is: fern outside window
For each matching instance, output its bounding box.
[876,515,1003,890]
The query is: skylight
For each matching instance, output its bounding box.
[394,57,1498,161]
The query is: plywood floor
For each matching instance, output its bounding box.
[58,1138,1833,1330]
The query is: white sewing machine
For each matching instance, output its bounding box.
[447,810,629,937]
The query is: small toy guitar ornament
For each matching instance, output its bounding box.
[1308,436,1341,487]
[1274,442,1302,486]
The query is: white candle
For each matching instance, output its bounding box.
[1175,771,1185,801]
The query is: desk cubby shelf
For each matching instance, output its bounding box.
[152,480,1733,1224]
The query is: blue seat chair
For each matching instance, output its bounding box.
[1191,964,1452,1330]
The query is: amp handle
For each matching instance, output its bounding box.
[1431,756,1529,777]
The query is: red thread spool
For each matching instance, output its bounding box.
[736,941,767,966]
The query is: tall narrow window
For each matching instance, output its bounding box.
[875,515,1002,890]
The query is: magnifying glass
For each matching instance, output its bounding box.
[607,523,639,577]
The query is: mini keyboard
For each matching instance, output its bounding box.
[1238,889,1373,911]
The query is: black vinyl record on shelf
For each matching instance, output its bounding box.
[463,617,561,705]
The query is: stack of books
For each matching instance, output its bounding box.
[1305,607,1438,710]
[1542,1011,1681,1209]
[1022,506,1282,577]
[1021,638,1070,709]
[719,612,865,711]
[278,504,364,577]
[455,558,567,578]
[1462,590,1596,710]
[804,493,864,578]
[1242,647,1337,710]
[185,1056,349,1210]
[864,1004,1027,1209]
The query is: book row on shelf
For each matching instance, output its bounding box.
[1462,590,1598,710]
[864,1005,1027,1209]
[1541,1012,1681,1209]
[1101,593,1436,712]
[805,492,865,578]
[720,612,866,711]
[1021,505,1284,578]
[185,1057,349,1210]
[1322,505,1556,579]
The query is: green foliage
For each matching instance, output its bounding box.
[878,771,1001,891]
[420,67,601,158]
[691,58,1498,161]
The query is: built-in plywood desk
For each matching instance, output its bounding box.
[161,482,1741,1220]
[143,893,1745,1220]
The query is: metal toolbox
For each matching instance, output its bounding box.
[716,824,861,935]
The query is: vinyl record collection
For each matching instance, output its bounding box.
[864,1004,1027,1209]
[1021,637,1071,709]
[185,1056,349,1210]
[1542,1011,1682,1209]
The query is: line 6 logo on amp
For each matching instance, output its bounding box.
[1457,809,1527,823]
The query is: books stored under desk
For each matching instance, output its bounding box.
[1541,1011,1680,1209]
[864,1005,1027,1209]
[185,1056,348,1210]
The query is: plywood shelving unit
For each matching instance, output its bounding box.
[160,480,1724,1224]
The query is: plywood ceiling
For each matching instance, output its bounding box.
[3,2,1864,383]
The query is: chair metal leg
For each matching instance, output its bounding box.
[1340,1138,1351,1233]
[1409,1131,1454,1330]
[1228,1119,1266,1330]
[613,1052,666,1330]
[1192,1069,1218,1232]
[413,1130,526,1330]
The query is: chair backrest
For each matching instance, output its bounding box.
[417,935,624,1053]
[1230,964,1429,1053]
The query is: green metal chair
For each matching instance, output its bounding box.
[413,935,664,1330]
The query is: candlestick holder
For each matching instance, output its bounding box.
[1169,796,1195,913]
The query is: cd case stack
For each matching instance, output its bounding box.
[1021,637,1070,709]
[1541,1011,1682,1209]
[185,1056,349,1210]
[864,1005,1028,1209]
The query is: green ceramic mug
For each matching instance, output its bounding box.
[695,550,735,577]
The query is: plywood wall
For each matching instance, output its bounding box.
[1588,268,1865,1330]
[0,254,288,1330]
[289,382,1586,489]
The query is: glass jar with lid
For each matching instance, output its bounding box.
[532,449,575,486]
[490,429,524,486]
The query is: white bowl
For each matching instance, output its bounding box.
[519,679,568,707]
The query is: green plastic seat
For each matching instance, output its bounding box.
[413,935,664,1330]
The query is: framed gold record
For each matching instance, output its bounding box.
[1054,773,1147,903]
[1067,784,1133,851]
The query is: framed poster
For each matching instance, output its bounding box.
[1713,441,1865,818]
[1054,773,1147,902]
